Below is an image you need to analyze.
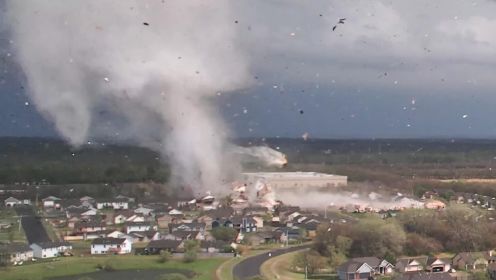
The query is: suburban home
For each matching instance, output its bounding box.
[276,227,302,243]
[337,259,375,280]
[396,257,428,273]
[156,214,175,228]
[91,237,131,254]
[243,206,269,216]
[80,196,95,204]
[197,215,214,230]
[245,231,282,246]
[169,222,206,233]
[127,231,161,243]
[395,272,454,280]
[199,240,230,253]
[74,220,107,233]
[0,244,34,264]
[96,198,129,210]
[427,257,451,272]
[145,240,184,254]
[452,252,491,270]
[168,209,184,216]
[126,222,154,234]
[163,230,203,241]
[350,257,395,275]
[134,207,154,216]
[42,196,62,209]
[231,216,257,233]
[4,197,21,207]
[30,241,72,259]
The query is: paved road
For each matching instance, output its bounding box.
[233,244,311,280]
[15,206,51,244]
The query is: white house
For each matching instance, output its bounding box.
[134,207,154,216]
[42,196,61,208]
[91,237,131,255]
[0,244,34,263]
[4,197,21,207]
[96,198,129,210]
[126,222,154,234]
[30,242,72,259]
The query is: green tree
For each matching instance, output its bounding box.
[183,240,199,263]
[157,250,171,263]
[211,227,238,242]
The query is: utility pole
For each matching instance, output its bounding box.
[305,265,308,279]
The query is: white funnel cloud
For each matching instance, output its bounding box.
[4,0,252,192]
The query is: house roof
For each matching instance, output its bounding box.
[338,260,374,273]
[126,222,152,227]
[453,251,491,264]
[200,240,227,249]
[92,237,126,245]
[32,241,71,249]
[74,220,105,228]
[169,230,200,240]
[349,257,382,268]
[4,197,20,203]
[395,272,454,280]
[128,230,159,239]
[42,196,61,201]
[146,240,182,250]
[0,243,32,253]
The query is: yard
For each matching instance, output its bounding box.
[0,255,225,280]
[0,208,26,243]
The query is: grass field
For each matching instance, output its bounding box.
[260,251,305,280]
[0,208,26,243]
[0,255,225,280]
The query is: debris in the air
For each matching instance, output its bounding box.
[411,98,416,105]
[234,20,238,24]
[243,108,248,114]
[299,109,304,114]
[24,101,29,106]
[332,18,346,31]
[103,77,110,82]
[290,32,296,36]
[462,114,468,119]
[302,132,309,141]
[143,22,149,26]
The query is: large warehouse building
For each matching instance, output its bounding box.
[242,172,347,190]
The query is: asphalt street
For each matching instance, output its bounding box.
[15,206,51,244]
[233,244,311,280]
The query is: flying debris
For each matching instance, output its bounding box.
[462,114,468,119]
[143,22,149,26]
[332,18,346,31]
[103,77,110,83]
[302,132,309,141]
[299,109,304,114]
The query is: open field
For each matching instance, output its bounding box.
[0,208,26,243]
[0,255,225,280]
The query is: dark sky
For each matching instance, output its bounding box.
[2,0,496,140]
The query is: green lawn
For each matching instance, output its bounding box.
[0,208,26,243]
[0,255,225,280]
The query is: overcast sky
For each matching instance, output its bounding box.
[2,0,496,139]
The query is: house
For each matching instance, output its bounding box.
[163,230,203,241]
[169,222,206,233]
[126,222,154,234]
[91,237,131,255]
[231,216,257,233]
[134,207,154,217]
[80,196,95,204]
[426,257,451,272]
[199,240,230,253]
[452,252,491,270]
[276,227,302,243]
[395,272,454,280]
[243,206,269,216]
[4,197,21,207]
[145,240,184,254]
[30,242,72,259]
[127,231,161,242]
[156,214,175,228]
[96,198,129,210]
[337,260,375,280]
[396,257,428,273]
[42,196,61,209]
[350,257,394,275]
[0,244,34,263]
[74,220,106,233]
[245,231,282,246]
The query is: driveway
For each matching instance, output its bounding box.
[233,244,311,280]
